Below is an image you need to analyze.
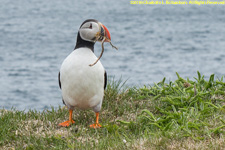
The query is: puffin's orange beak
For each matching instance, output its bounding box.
[102,24,111,42]
[98,23,111,43]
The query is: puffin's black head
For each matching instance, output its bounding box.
[75,19,111,51]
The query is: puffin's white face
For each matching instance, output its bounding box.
[79,21,111,43]
[79,21,100,42]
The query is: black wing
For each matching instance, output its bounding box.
[58,72,61,89]
[104,71,107,90]
[58,72,65,105]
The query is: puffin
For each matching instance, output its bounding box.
[58,19,112,128]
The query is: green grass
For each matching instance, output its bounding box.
[1,71,225,149]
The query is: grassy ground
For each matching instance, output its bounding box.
[1,72,225,149]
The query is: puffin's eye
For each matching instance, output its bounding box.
[89,23,92,29]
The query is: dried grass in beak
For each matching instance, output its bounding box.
[89,37,118,67]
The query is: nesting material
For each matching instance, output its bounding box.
[89,37,118,66]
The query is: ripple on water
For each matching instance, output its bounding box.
[214,56,223,61]
[11,89,28,97]
[7,68,31,77]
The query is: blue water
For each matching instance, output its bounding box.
[1,0,225,110]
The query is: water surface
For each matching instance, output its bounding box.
[0,1,225,110]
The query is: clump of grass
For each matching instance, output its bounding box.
[120,71,225,140]
[1,72,225,149]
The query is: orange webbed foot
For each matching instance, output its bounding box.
[89,123,102,128]
[58,120,75,127]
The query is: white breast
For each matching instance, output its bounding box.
[60,48,105,110]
